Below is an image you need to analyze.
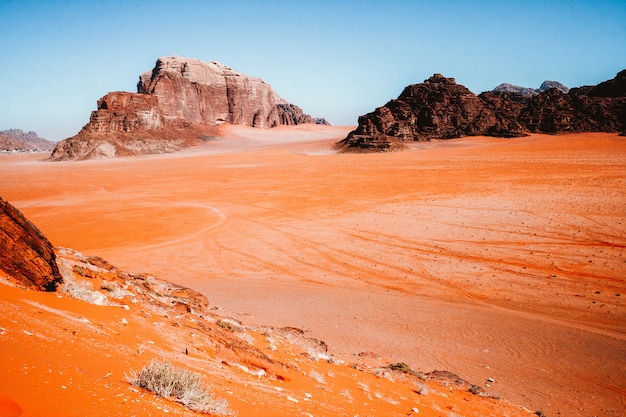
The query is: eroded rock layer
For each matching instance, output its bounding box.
[0,197,62,291]
[337,70,626,152]
[50,56,325,160]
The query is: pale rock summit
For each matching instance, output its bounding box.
[136,56,283,128]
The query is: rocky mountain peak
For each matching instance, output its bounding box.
[50,56,327,161]
[538,80,569,94]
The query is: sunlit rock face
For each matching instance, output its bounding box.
[50,56,323,160]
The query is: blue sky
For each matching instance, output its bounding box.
[1,0,625,141]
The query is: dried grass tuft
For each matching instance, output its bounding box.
[127,360,234,415]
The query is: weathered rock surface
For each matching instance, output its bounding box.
[0,129,56,152]
[337,70,626,152]
[0,197,62,291]
[50,56,325,160]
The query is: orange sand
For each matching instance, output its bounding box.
[1,125,625,416]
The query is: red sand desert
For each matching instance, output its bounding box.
[1,125,625,417]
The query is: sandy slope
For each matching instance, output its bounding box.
[1,125,624,416]
[0,247,533,417]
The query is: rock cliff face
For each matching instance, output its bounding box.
[50,56,325,160]
[0,197,62,291]
[0,129,56,152]
[337,70,626,152]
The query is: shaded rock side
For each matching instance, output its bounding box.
[0,197,62,291]
[337,70,626,152]
[0,129,56,152]
[50,56,323,160]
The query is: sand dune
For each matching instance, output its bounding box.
[1,126,624,417]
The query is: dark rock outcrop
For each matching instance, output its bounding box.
[50,56,325,160]
[337,70,626,152]
[0,129,56,152]
[0,197,62,291]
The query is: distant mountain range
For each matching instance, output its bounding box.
[0,129,56,153]
[492,80,569,96]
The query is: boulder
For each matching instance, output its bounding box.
[0,197,62,291]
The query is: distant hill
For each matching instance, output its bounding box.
[0,129,56,152]
[493,80,569,97]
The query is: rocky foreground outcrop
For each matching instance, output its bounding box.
[337,70,626,152]
[0,197,62,291]
[0,129,56,152]
[50,56,327,160]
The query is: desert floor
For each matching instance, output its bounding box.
[1,125,625,417]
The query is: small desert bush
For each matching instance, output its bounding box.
[388,362,426,380]
[216,318,240,332]
[127,360,234,415]
[468,384,482,395]
[308,370,327,384]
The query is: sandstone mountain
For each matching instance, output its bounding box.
[336,70,626,152]
[50,56,327,160]
[0,197,62,291]
[0,129,56,152]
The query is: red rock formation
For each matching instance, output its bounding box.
[0,197,62,291]
[337,70,626,152]
[51,56,325,160]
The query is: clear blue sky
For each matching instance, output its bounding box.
[1,0,625,141]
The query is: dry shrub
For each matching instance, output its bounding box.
[127,360,234,415]
[388,362,426,380]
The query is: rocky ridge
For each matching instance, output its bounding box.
[50,56,327,161]
[0,129,56,152]
[0,197,62,291]
[337,70,626,152]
